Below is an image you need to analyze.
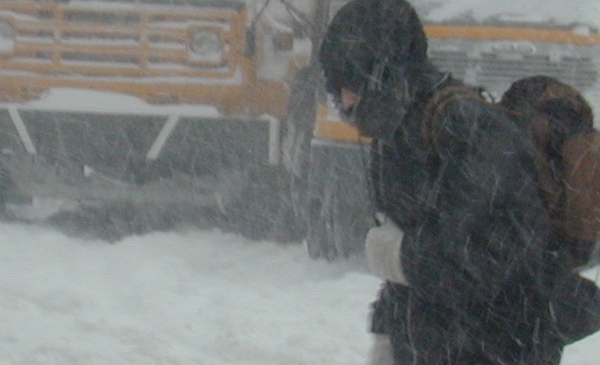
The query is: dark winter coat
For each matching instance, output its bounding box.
[370,77,600,364]
[375,78,552,305]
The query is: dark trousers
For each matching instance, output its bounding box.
[371,282,569,365]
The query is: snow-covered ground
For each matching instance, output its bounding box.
[0,221,598,365]
[0,222,376,364]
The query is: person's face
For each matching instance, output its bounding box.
[338,87,362,124]
[341,88,362,111]
[336,84,407,139]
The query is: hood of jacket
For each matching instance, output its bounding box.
[319,0,443,139]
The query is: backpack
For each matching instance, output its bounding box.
[501,77,600,245]
[562,133,600,242]
[423,76,600,267]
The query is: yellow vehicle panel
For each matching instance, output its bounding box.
[0,1,285,116]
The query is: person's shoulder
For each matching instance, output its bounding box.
[421,80,523,153]
[443,84,510,125]
[422,78,487,114]
[420,80,492,131]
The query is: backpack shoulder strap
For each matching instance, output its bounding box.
[420,85,486,150]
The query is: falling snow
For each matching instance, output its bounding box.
[0,0,599,364]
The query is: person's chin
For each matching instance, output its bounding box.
[339,108,358,124]
[337,111,368,137]
[357,126,379,139]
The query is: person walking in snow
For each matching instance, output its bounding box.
[318,0,600,364]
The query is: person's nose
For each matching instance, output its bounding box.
[341,88,362,111]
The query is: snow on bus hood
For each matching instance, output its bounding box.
[19,88,220,117]
[418,0,600,28]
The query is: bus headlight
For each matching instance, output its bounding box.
[188,29,222,62]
